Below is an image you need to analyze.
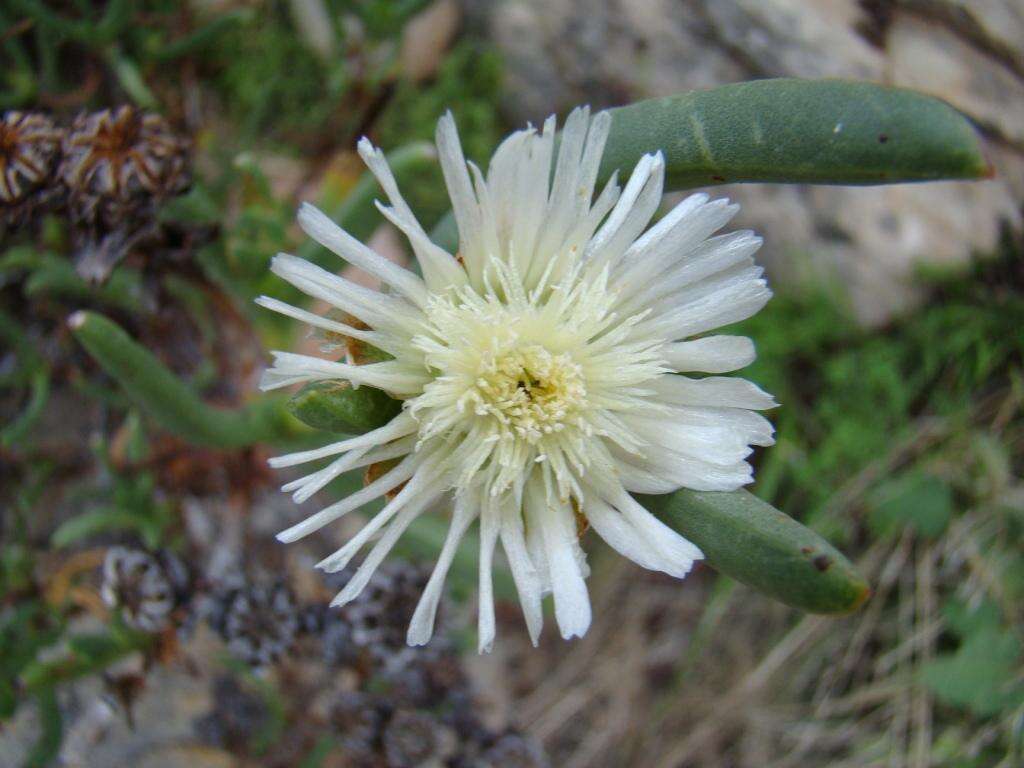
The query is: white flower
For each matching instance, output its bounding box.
[259,108,776,650]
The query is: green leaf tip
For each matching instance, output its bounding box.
[288,380,402,435]
[69,310,295,448]
[640,488,870,615]
[601,78,990,190]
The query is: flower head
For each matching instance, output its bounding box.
[260,109,775,650]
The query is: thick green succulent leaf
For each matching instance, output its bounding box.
[639,489,869,614]
[600,78,990,189]
[288,380,401,435]
[69,311,295,448]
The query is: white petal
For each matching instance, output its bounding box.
[298,203,430,308]
[259,352,427,395]
[613,490,704,566]
[659,405,776,447]
[407,499,477,646]
[436,112,482,280]
[499,503,544,646]
[356,137,434,237]
[528,479,591,640]
[607,439,754,492]
[586,496,691,578]
[276,452,420,543]
[584,153,658,269]
[663,335,756,373]
[535,106,590,260]
[626,415,754,465]
[636,274,771,342]
[651,374,778,410]
[476,499,502,653]
[284,444,373,503]
[616,197,740,290]
[374,201,467,291]
[268,412,417,468]
[316,467,446,572]
[282,436,415,503]
[576,110,612,212]
[269,252,421,336]
[587,152,664,269]
[255,296,383,346]
[330,491,438,607]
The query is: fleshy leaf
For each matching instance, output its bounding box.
[288,380,402,435]
[639,488,870,614]
[600,78,990,190]
[69,311,296,448]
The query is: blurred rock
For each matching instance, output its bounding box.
[468,0,1024,323]
[702,0,883,79]
[897,0,1024,76]
[889,15,1024,147]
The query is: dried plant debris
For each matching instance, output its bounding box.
[182,559,548,766]
[1,106,194,282]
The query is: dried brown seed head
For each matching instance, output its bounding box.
[60,106,190,226]
[101,547,176,633]
[0,111,62,205]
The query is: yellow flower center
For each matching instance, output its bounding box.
[462,343,587,443]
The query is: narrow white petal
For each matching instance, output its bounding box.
[284,444,373,503]
[283,436,415,503]
[477,500,502,653]
[374,201,467,291]
[576,110,612,210]
[586,496,691,578]
[664,405,776,447]
[298,203,430,308]
[613,489,704,566]
[638,277,772,341]
[259,352,427,395]
[269,253,422,336]
[330,492,438,607]
[356,137,424,225]
[651,375,778,410]
[616,198,740,291]
[529,479,591,639]
[663,335,756,373]
[436,112,482,279]
[268,412,416,468]
[498,505,543,645]
[254,296,382,345]
[316,468,446,572]
[584,153,657,268]
[538,106,590,255]
[407,499,477,646]
[587,152,664,269]
[276,452,420,543]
